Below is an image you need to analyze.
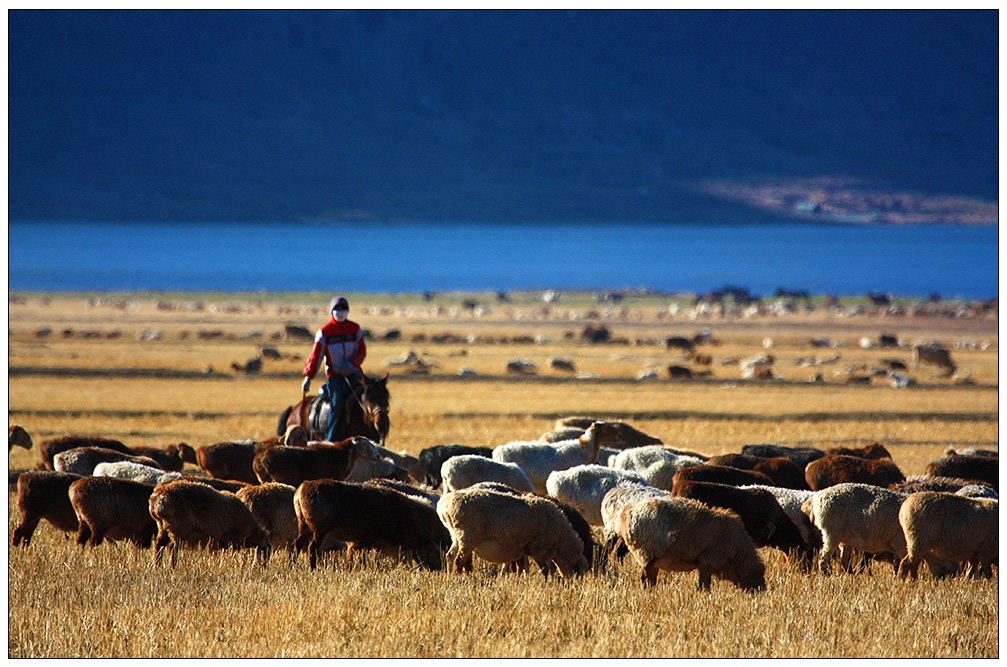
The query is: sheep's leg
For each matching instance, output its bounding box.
[153,527,171,565]
[169,539,180,568]
[641,559,659,588]
[12,516,39,547]
[817,535,839,574]
[837,545,856,573]
[75,521,92,547]
[293,526,312,557]
[308,535,320,570]
[88,525,107,547]
[897,554,919,580]
[697,566,713,591]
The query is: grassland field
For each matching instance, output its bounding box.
[6,291,999,658]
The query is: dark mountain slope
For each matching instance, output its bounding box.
[8,10,998,222]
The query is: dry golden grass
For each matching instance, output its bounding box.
[7,291,999,658]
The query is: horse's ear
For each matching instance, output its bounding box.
[381,372,389,382]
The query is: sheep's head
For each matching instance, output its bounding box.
[177,443,198,465]
[352,437,381,462]
[284,425,309,448]
[861,442,893,460]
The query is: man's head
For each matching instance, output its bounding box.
[330,296,350,321]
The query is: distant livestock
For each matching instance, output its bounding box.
[13,471,83,547]
[898,492,998,580]
[615,496,767,591]
[436,488,589,578]
[912,343,956,376]
[825,443,893,460]
[804,455,904,491]
[552,417,663,449]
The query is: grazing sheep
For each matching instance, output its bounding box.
[492,421,622,493]
[54,447,161,476]
[739,485,821,551]
[707,453,808,490]
[925,454,998,491]
[8,425,32,451]
[672,481,814,567]
[12,471,83,547]
[956,484,998,499]
[417,444,493,488]
[540,427,589,443]
[441,455,535,493]
[464,482,597,572]
[293,479,450,570]
[93,461,183,486]
[183,426,308,484]
[552,417,663,449]
[598,482,671,564]
[804,455,905,491]
[40,435,133,469]
[253,437,380,487]
[612,446,706,490]
[826,443,893,460]
[801,483,910,574]
[344,457,413,484]
[616,496,766,591]
[372,445,425,483]
[150,479,271,567]
[68,476,158,548]
[945,447,998,459]
[436,488,589,578]
[128,443,191,472]
[363,478,442,509]
[545,464,648,525]
[235,483,300,553]
[740,444,826,471]
[671,465,775,493]
[893,475,996,496]
[179,474,251,493]
[898,492,998,580]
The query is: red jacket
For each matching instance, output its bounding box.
[303,318,367,379]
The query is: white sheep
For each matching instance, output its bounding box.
[801,482,909,574]
[545,465,649,526]
[93,461,183,486]
[611,446,705,490]
[956,484,998,499]
[898,491,998,580]
[440,455,535,493]
[492,421,621,493]
[436,488,588,577]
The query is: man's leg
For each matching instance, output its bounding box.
[325,377,347,442]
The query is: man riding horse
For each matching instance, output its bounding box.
[301,296,367,442]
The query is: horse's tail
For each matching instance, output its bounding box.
[277,406,293,436]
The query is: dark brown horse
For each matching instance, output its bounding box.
[278,373,390,445]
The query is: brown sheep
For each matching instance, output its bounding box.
[898,491,998,580]
[68,476,158,548]
[616,496,766,591]
[706,453,808,490]
[8,425,32,451]
[39,435,133,469]
[804,454,905,491]
[180,474,252,493]
[149,479,271,567]
[128,443,190,472]
[670,465,775,494]
[925,454,997,491]
[53,447,161,476]
[235,482,300,553]
[181,426,308,484]
[553,417,663,449]
[826,442,893,460]
[253,437,380,487]
[894,475,996,495]
[12,471,83,547]
[740,444,825,471]
[294,479,451,570]
[436,488,589,578]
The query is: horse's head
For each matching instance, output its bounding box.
[361,373,391,445]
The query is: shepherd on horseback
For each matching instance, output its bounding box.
[301,296,367,442]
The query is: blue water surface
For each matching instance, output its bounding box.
[7,221,999,299]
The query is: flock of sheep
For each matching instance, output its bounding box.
[8,419,998,591]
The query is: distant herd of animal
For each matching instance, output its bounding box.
[7,419,998,591]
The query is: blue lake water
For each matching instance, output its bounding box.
[7,221,1000,299]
